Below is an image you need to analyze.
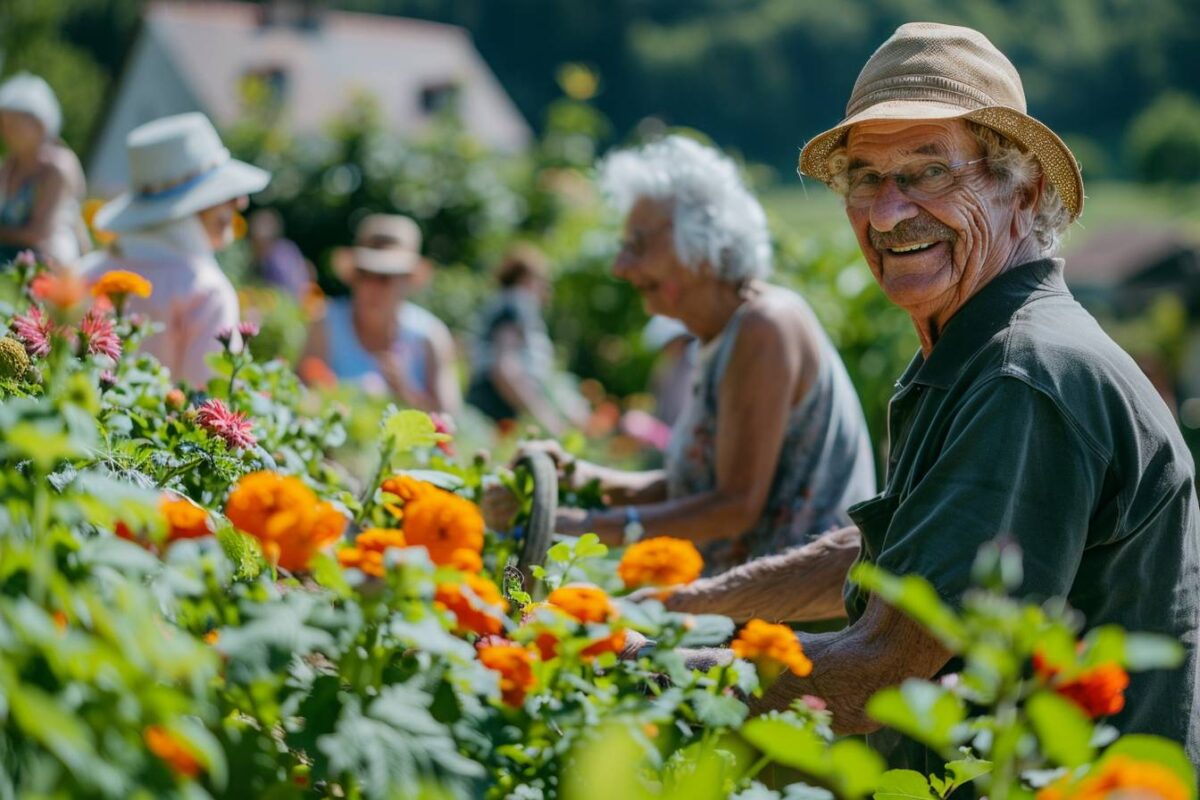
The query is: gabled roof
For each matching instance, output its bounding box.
[143,1,530,150]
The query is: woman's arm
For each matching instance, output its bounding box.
[576,310,805,545]
[0,162,68,247]
[426,322,463,417]
[490,323,570,436]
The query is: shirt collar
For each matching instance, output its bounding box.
[906,258,1069,390]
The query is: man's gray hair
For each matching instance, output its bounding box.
[598,136,772,282]
[824,121,1071,255]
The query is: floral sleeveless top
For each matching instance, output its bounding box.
[665,293,877,575]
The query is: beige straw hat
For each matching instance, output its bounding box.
[798,22,1084,219]
[332,214,425,283]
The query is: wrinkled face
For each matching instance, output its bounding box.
[197,197,248,250]
[0,110,45,153]
[612,197,696,318]
[843,119,1027,328]
[350,268,405,351]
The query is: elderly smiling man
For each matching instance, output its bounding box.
[664,22,1200,765]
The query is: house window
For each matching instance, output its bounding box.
[420,81,460,115]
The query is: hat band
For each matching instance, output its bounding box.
[137,151,231,199]
[845,74,1001,118]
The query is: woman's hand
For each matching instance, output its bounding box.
[480,481,520,531]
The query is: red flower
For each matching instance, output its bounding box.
[10,306,53,358]
[195,399,257,450]
[1033,650,1129,719]
[79,309,121,361]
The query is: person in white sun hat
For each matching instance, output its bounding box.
[79,112,270,386]
[302,213,461,416]
[0,72,88,266]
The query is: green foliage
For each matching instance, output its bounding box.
[1127,91,1200,183]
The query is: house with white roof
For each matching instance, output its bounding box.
[88,0,531,196]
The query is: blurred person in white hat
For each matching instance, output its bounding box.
[301,213,461,416]
[79,112,270,386]
[0,72,88,265]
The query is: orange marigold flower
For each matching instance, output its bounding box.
[298,355,338,389]
[202,630,220,645]
[83,198,118,246]
[52,610,68,631]
[1055,664,1129,719]
[435,573,508,637]
[144,725,203,778]
[477,643,537,706]
[162,496,211,542]
[225,471,346,572]
[1036,756,1190,800]
[382,477,485,567]
[581,629,627,659]
[1033,650,1128,719]
[547,584,617,624]
[337,528,407,577]
[90,270,152,301]
[731,619,813,681]
[449,547,484,573]
[617,537,704,589]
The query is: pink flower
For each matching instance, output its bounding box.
[215,328,234,348]
[79,309,121,362]
[10,306,53,358]
[99,370,117,391]
[195,398,257,450]
[237,321,259,340]
[15,250,37,269]
[430,412,455,456]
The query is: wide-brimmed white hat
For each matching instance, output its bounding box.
[332,214,425,283]
[94,112,270,233]
[0,73,62,139]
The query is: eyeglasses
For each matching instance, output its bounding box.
[844,157,988,206]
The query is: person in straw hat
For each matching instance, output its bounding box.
[79,112,270,386]
[302,213,461,416]
[648,23,1198,766]
[0,72,88,265]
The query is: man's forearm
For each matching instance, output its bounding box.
[665,526,862,623]
[749,596,953,735]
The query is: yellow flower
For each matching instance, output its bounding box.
[617,537,704,589]
[225,471,346,572]
[90,270,152,301]
[731,619,812,682]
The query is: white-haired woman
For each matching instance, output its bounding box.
[0,73,87,265]
[80,112,270,386]
[490,136,877,575]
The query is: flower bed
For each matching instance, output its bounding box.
[0,256,1194,799]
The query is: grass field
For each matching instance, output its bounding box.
[760,181,1200,253]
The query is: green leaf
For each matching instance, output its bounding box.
[1102,735,1197,797]
[215,524,264,580]
[1122,633,1184,670]
[740,717,828,774]
[1026,690,1095,767]
[850,564,966,650]
[829,739,886,798]
[865,680,967,752]
[676,614,736,647]
[873,769,937,800]
[688,690,748,728]
[547,541,572,563]
[574,532,608,559]
[310,551,352,598]
[382,409,450,453]
[942,757,992,795]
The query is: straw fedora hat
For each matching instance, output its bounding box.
[332,214,425,284]
[798,22,1084,219]
[94,112,270,233]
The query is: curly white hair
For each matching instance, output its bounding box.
[597,136,772,283]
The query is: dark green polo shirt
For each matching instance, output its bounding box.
[846,258,1200,767]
